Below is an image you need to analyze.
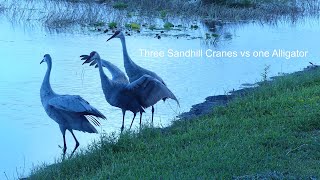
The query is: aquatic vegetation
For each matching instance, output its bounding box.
[113,2,128,10]
[124,22,140,30]
[129,22,140,30]
[201,0,255,7]
[190,24,199,29]
[164,22,174,29]
[211,33,219,38]
[160,10,167,19]
[0,0,319,31]
[108,22,117,29]
[205,33,211,39]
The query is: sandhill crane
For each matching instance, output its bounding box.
[80,51,179,131]
[40,54,106,157]
[106,30,179,124]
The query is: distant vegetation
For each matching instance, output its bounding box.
[29,67,320,179]
[0,0,319,31]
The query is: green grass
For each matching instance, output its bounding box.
[29,68,320,179]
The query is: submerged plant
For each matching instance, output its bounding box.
[108,22,117,29]
[164,22,174,29]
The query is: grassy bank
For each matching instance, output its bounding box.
[29,67,320,179]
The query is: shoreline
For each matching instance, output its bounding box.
[178,64,319,120]
[28,61,320,179]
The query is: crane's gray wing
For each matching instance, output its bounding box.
[126,75,179,108]
[100,59,129,84]
[48,95,106,119]
[136,65,166,86]
[80,54,129,83]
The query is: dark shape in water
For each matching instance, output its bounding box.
[104,29,109,33]
[202,19,223,32]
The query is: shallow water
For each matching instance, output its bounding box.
[1,12,320,178]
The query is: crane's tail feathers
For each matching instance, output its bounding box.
[79,116,98,133]
[87,115,101,126]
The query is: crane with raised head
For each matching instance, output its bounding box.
[106,30,179,124]
[40,54,106,158]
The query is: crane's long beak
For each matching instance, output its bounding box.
[40,59,44,64]
[107,33,117,42]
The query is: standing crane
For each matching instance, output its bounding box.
[80,51,179,131]
[40,54,106,158]
[106,30,179,124]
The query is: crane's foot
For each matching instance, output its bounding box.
[151,106,155,126]
[70,142,79,158]
[120,125,124,133]
[59,145,67,160]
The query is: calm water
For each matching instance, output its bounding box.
[1,13,320,178]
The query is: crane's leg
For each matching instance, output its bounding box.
[139,111,143,127]
[70,130,79,157]
[121,109,126,133]
[59,126,67,159]
[151,106,155,124]
[129,113,137,130]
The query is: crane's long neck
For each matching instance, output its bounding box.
[120,36,136,68]
[41,61,54,97]
[97,59,112,91]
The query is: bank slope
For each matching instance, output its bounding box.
[30,68,320,179]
